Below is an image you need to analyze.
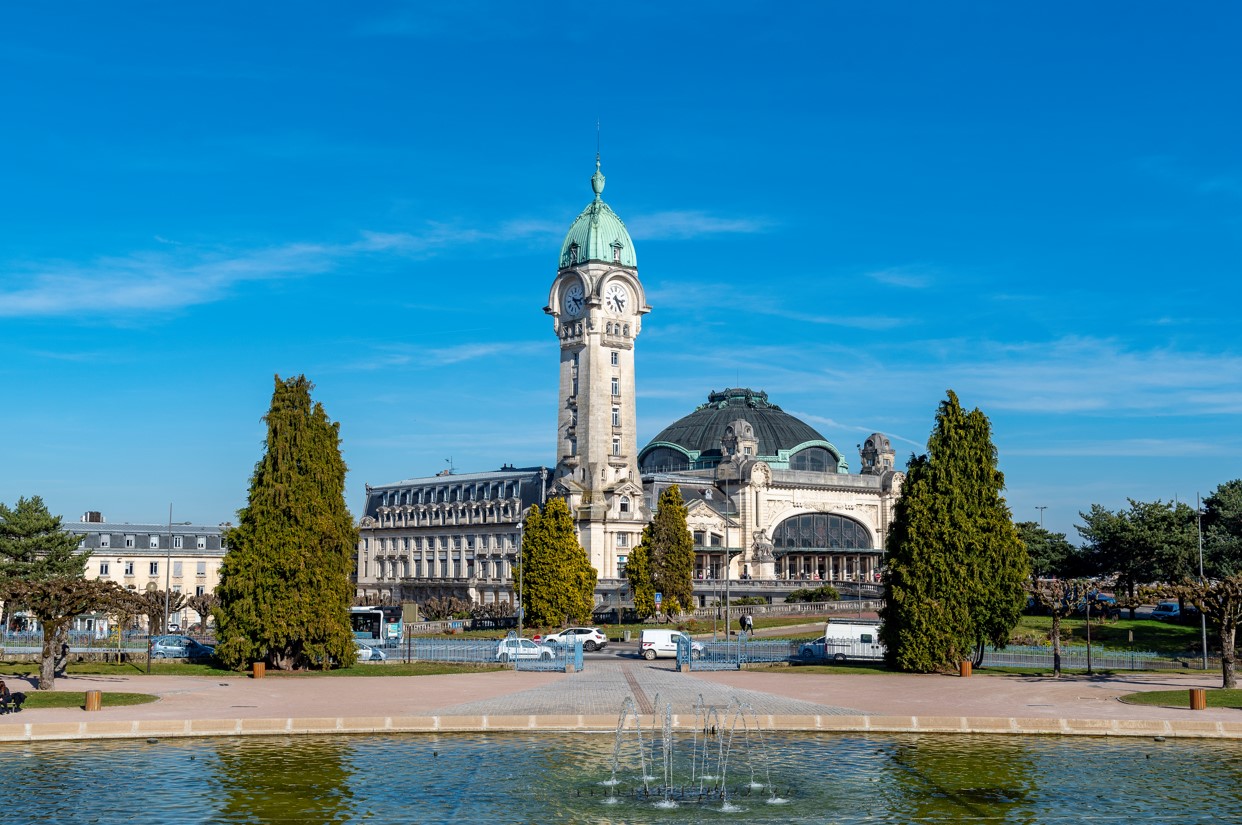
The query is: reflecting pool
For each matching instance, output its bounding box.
[2,732,1240,824]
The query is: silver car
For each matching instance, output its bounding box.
[496,637,556,662]
[150,635,215,660]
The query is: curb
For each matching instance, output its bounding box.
[3,713,1240,743]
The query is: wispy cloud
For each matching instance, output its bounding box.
[648,281,906,331]
[866,266,933,289]
[1136,155,1240,198]
[1006,437,1226,458]
[628,210,772,240]
[0,219,562,320]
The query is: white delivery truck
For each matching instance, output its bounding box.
[798,620,885,662]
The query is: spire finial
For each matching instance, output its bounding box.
[591,123,605,200]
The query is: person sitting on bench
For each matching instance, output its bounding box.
[0,680,25,714]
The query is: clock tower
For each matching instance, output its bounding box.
[544,157,650,577]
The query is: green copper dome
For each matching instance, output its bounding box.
[559,158,637,269]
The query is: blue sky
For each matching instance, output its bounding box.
[2,3,1238,543]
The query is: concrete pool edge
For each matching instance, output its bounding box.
[2,713,1240,743]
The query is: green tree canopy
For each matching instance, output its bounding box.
[0,495,86,587]
[1077,498,1198,600]
[880,390,1028,672]
[624,537,656,619]
[214,375,358,671]
[1015,521,1082,579]
[1204,480,1242,578]
[643,485,695,616]
[519,497,596,627]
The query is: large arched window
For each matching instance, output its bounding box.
[639,446,694,473]
[772,513,871,550]
[788,447,838,472]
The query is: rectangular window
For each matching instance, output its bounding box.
[98,561,110,576]
[611,377,619,395]
[124,535,135,548]
[196,536,206,549]
[612,437,621,456]
[173,535,183,549]
[612,407,620,427]
[173,561,183,577]
[197,561,206,576]
[195,585,205,597]
[616,533,629,547]
[149,535,159,549]
[610,351,619,366]
[100,534,111,548]
[123,561,133,576]
[149,562,159,576]
[617,555,628,578]
[172,584,181,594]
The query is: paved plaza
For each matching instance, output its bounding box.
[2,655,1241,743]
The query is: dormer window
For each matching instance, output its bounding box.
[611,241,622,262]
[569,242,579,264]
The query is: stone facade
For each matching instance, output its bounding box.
[65,514,229,630]
[353,160,904,609]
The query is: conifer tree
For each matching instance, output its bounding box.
[0,496,87,587]
[880,391,1028,672]
[519,497,596,627]
[641,485,694,616]
[214,375,357,670]
[625,540,656,619]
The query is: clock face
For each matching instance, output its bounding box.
[562,283,584,317]
[604,282,628,314]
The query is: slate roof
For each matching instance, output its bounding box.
[640,388,833,465]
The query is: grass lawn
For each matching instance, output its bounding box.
[15,691,159,709]
[758,662,889,675]
[1014,615,1203,652]
[1120,688,1242,709]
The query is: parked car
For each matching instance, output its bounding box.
[1150,602,1181,621]
[541,627,608,651]
[150,635,215,660]
[355,642,387,662]
[639,629,703,660]
[496,637,556,662]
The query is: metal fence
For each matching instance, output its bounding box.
[388,635,583,672]
[678,635,801,671]
[980,644,1204,671]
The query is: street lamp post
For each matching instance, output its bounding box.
[516,521,524,640]
[164,507,193,637]
[165,504,173,636]
[1036,506,1047,529]
[1199,493,1208,671]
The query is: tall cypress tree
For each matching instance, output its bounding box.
[642,485,694,616]
[519,497,596,627]
[625,539,656,619]
[215,375,357,670]
[880,391,1028,671]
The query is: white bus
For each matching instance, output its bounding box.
[350,606,403,648]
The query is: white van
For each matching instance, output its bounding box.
[798,620,884,662]
[639,629,703,660]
